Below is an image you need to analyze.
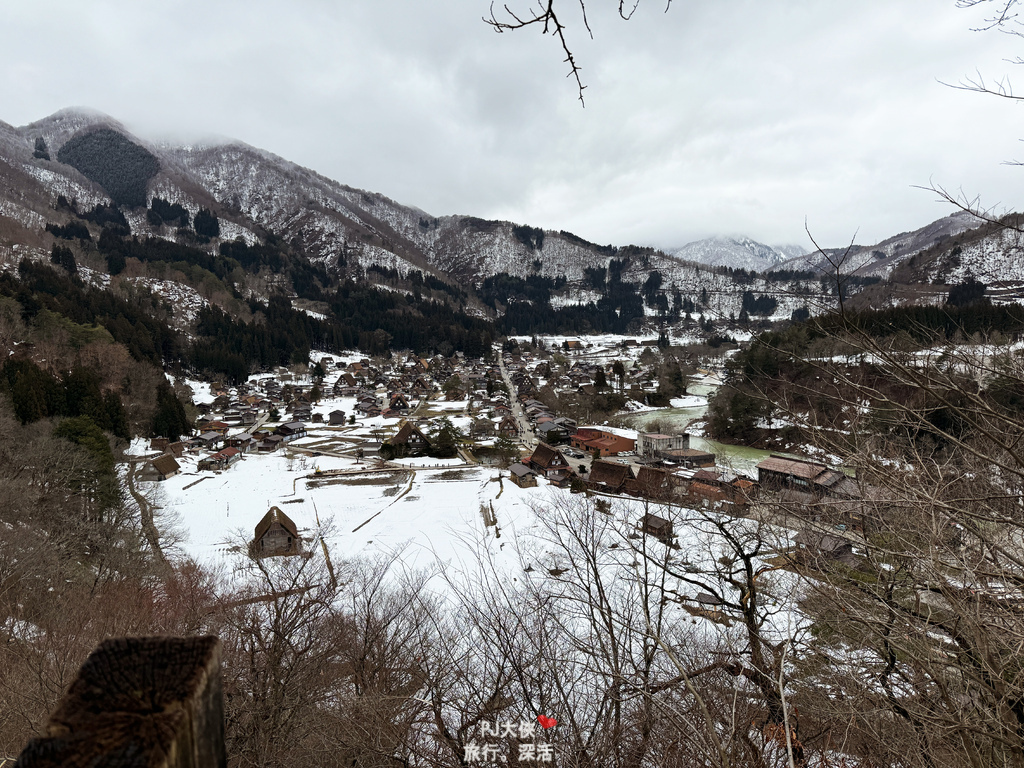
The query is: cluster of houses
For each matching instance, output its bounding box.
[141,418,311,480]
[510,439,864,561]
[506,400,861,553]
[501,346,866,565]
[507,436,752,508]
[505,341,690,406]
[140,369,338,481]
[140,350,524,480]
[138,343,866,568]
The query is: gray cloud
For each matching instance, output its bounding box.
[0,0,1020,250]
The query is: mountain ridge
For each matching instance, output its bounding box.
[1,107,1020,331]
[668,236,806,272]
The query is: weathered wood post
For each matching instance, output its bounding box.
[15,636,226,768]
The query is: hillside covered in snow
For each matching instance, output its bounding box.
[1,107,1021,341]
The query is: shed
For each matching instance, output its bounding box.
[640,513,674,542]
[508,463,538,488]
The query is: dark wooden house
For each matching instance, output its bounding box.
[623,465,675,500]
[498,415,520,438]
[275,422,307,442]
[386,421,431,455]
[640,513,674,543]
[526,443,572,485]
[586,460,632,494]
[140,454,180,482]
[252,506,301,557]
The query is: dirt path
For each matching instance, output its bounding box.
[124,461,171,574]
[351,471,416,532]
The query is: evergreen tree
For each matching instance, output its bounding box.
[62,366,107,427]
[430,416,462,458]
[612,360,626,390]
[53,414,119,519]
[50,242,79,272]
[151,380,191,440]
[33,137,50,161]
[495,433,518,466]
[947,278,987,307]
[104,390,131,440]
[60,248,77,274]
[106,250,127,276]
[10,369,48,423]
[54,415,115,474]
[2,358,64,422]
[443,374,463,396]
[194,208,220,238]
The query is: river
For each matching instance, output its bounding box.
[619,378,782,475]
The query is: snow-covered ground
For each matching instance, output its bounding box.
[126,276,207,326]
[147,447,546,572]
[134,347,809,647]
[145,442,805,640]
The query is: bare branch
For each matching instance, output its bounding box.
[915,180,1021,233]
[486,1,588,104]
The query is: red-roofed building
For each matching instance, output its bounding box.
[198,446,242,471]
[571,427,636,457]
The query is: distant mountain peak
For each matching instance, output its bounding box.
[668,236,804,272]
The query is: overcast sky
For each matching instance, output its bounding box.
[1,0,1022,250]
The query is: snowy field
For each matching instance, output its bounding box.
[147,446,549,573]
[144,443,804,643]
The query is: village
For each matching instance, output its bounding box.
[135,336,866,571]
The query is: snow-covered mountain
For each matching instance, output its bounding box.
[884,213,1024,303]
[772,212,981,279]
[0,108,836,325]
[0,109,655,287]
[2,106,1020,329]
[669,237,805,272]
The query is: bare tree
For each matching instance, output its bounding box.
[433,493,808,768]
[485,0,673,104]
[743,314,1024,766]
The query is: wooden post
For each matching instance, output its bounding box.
[15,636,226,768]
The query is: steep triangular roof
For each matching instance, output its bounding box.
[254,506,298,542]
[389,420,431,446]
[149,454,180,477]
[588,460,631,488]
[529,442,565,469]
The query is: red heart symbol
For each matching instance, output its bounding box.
[537,715,557,729]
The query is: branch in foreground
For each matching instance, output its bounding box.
[486,1,588,105]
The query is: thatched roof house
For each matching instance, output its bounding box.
[252,506,301,558]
